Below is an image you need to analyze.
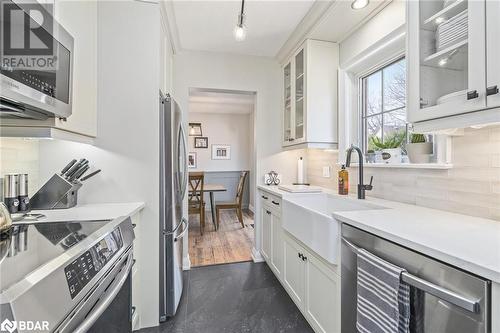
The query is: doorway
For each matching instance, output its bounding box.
[186,88,256,267]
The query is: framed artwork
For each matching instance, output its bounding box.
[211,145,231,160]
[188,152,197,168]
[194,137,208,149]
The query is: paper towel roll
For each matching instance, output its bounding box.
[297,157,304,184]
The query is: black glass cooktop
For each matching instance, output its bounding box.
[0,220,111,292]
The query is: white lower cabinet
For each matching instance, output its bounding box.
[283,234,306,307]
[270,213,283,277]
[261,207,272,262]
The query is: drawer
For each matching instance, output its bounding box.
[260,191,282,214]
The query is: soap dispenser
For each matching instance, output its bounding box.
[338,165,349,195]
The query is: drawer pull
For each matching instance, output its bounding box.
[467,90,479,100]
[261,195,268,200]
[266,210,271,215]
[271,200,280,206]
[486,85,499,96]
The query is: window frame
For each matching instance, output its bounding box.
[358,55,407,154]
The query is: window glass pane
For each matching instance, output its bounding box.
[364,71,382,116]
[383,108,406,145]
[383,59,406,111]
[365,115,382,151]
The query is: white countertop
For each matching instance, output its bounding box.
[258,184,500,283]
[20,202,146,223]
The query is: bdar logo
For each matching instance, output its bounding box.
[0,319,17,333]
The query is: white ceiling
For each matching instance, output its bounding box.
[189,89,255,114]
[171,0,315,57]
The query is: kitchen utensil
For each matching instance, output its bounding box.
[65,159,87,179]
[80,169,101,182]
[18,174,30,212]
[61,159,77,175]
[3,174,20,214]
[69,164,89,182]
[10,213,26,222]
[0,203,12,233]
[30,174,82,210]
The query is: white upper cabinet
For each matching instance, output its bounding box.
[407,0,487,124]
[282,40,339,149]
[53,0,97,137]
[486,0,500,108]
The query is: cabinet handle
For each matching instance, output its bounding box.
[467,90,479,100]
[261,195,268,200]
[266,210,271,215]
[486,85,499,96]
[289,138,295,142]
[271,200,280,206]
[302,256,307,261]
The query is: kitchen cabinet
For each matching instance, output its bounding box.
[282,40,339,149]
[261,206,272,262]
[407,0,500,127]
[259,191,283,279]
[283,232,340,333]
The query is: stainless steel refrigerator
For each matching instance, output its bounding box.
[159,92,188,321]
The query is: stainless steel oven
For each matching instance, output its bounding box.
[341,223,491,333]
[0,0,73,120]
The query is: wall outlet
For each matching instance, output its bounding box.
[322,166,331,178]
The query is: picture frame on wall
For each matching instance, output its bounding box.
[188,152,197,168]
[194,137,208,149]
[211,145,231,160]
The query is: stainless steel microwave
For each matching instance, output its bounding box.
[0,0,73,120]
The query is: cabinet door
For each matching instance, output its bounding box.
[261,207,272,262]
[304,253,339,333]
[283,235,305,309]
[293,48,305,143]
[486,0,500,108]
[283,62,293,145]
[54,0,97,137]
[270,213,283,278]
[407,0,486,123]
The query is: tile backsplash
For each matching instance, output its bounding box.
[307,125,500,221]
[0,138,40,196]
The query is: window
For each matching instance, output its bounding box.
[361,58,406,153]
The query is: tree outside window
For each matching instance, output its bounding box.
[362,58,406,153]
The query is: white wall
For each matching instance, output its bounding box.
[188,112,252,172]
[38,1,161,329]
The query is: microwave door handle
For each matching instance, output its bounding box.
[73,251,134,333]
[341,237,481,313]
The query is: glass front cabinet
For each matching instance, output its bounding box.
[407,0,500,124]
[282,40,339,148]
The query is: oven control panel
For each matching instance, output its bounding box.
[64,228,123,299]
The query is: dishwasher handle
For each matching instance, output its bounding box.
[341,237,481,313]
[73,250,134,333]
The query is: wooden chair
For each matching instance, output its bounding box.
[188,172,205,235]
[215,171,248,229]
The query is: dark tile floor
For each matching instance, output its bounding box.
[139,262,313,333]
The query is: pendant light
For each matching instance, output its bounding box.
[233,0,247,42]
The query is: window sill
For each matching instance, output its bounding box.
[343,163,453,170]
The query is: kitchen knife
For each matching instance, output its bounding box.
[80,169,101,182]
[61,159,77,175]
[65,159,87,179]
[71,165,90,182]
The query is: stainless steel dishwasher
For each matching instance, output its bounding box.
[341,223,490,333]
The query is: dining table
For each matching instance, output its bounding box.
[189,182,227,230]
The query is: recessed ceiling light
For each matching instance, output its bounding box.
[351,0,369,10]
[233,0,247,42]
[438,58,448,66]
[435,17,446,24]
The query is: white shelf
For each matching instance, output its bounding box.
[423,39,468,69]
[422,0,467,30]
[346,162,453,169]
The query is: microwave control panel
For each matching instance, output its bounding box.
[64,228,123,298]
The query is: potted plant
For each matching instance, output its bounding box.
[365,149,376,163]
[370,131,405,164]
[406,133,433,163]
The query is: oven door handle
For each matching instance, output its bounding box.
[73,250,134,333]
[341,237,481,313]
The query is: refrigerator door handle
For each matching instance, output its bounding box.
[163,219,183,236]
[174,218,188,242]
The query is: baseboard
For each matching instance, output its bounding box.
[251,247,264,263]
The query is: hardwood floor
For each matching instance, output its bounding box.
[188,208,254,267]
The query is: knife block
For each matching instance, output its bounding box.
[30,174,82,210]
